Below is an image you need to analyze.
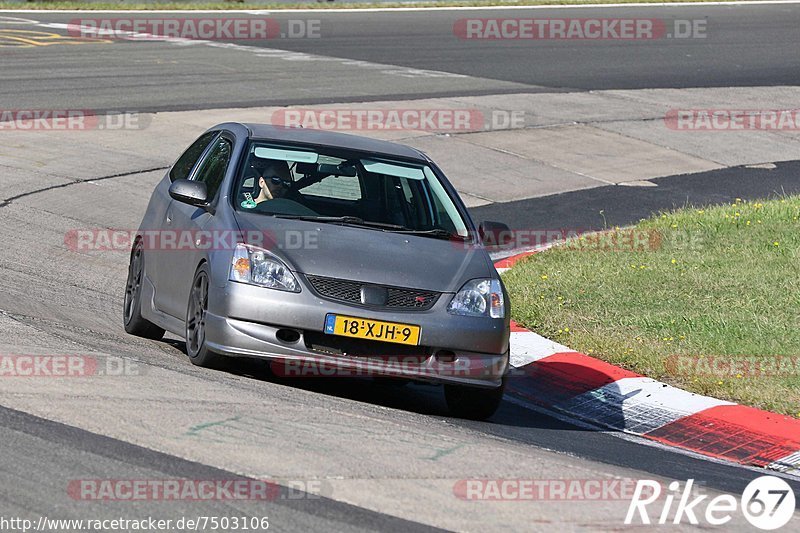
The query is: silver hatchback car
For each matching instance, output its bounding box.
[124,123,511,419]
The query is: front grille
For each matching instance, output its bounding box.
[306,276,362,303]
[305,275,440,311]
[304,330,429,359]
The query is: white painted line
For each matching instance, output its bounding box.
[509,330,572,368]
[553,376,734,434]
[3,2,800,14]
[768,450,800,475]
[0,16,40,24]
[38,20,467,80]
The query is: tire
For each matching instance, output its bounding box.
[444,376,506,420]
[123,241,165,340]
[185,265,222,368]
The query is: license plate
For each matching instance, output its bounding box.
[324,314,421,346]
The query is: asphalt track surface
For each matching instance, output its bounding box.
[1,4,800,531]
[0,406,441,533]
[472,160,800,231]
[1,3,799,110]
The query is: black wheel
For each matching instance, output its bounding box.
[123,241,165,340]
[444,376,506,420]
[185,265,221,368]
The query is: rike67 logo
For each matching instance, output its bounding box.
[626,476,796,530]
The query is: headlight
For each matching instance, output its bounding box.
[229,243,299,292]
[447,279,505,318]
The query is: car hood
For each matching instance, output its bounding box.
[234,211,493,293]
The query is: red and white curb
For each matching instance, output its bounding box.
[496,251,800,476]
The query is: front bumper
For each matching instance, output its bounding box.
[204,280,510,388]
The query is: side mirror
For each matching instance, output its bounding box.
[479,221,513,248]
[169,179,209,207]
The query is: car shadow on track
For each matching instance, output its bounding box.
[163,339,627,431]
[236,357,454,417]
[502,361,632,431]
[157,343,800,501]
[161,337,452,416]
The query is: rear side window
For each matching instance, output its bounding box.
[169,131,218,182]
[193,137,233,201]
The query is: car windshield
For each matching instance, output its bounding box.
[234,142,470,238]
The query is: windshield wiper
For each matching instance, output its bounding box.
[392,228,470,241]
[271,215,408,231]
[271,215,468,240]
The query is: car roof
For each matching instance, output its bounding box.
[240,123,427,161]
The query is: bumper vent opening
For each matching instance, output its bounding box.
[434,350,457,363]
[276,328,301,344]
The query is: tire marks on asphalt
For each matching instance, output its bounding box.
[0,166,168,209]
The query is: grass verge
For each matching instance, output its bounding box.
[502,195,800,417]
[0,0,774,11]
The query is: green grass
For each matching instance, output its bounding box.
[503,196,800,417]
[0,0,775,11]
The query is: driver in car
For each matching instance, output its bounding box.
[254,160,293,204]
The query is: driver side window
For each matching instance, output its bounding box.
[169,131,218,182]
[193,137,233,202]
